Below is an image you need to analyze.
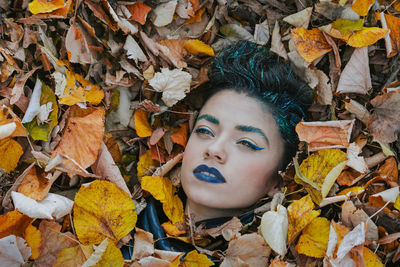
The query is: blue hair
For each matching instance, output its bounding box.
[206,41,314,168]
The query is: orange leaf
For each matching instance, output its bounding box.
[347,27,388,48]
[58,69,104,105]
[17,166,51,201]
[134,109,153,137]
[184,39,215,56]
[0,138,23,172]
[287,194,321,244]
[384,14,400,56]
[352,0,374,16]
[52,106,105,174]
[184,7,205,24]
[34,0,72,18]
[24,224,41,259]
[162,221,187,236]
[291,28,332,63]
[269,259,291,267]
[171,123,188,147]
[376,157,398,184]
[0,210,32,239]
[28,0,65,14]
[158,39,187,68]
[295,120,354,151]
[126,2,152,25]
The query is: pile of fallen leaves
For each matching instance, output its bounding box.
[0,0,400,266]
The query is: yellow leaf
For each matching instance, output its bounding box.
[54,245,93,267]
[352,0,374,16]
[347,27,388,48]
[291,28,332,63]
[58,69,104,105]
[0,138,23,172]
[24,224,41,259]
[295,217,330,258]
[0,210,32,239]
[141,176,184,224]
[93,239,124,267]
[337,186,365,197]
[294,149,347,204]
[137,150,157,180]
[29,0,65,14]
[0,106,28,137]
[184,7,205,24]
[73,180,137,245]
[162,221,186,236]
[134,109,152,137]
[184,40,215,57]
[393,194,400,210]
[180,250,214,267]
[363,246,384,267]
[287,194,320,244]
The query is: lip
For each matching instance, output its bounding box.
[193,164,226,184]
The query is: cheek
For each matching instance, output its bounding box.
[233,158,277,187]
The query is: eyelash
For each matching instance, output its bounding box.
[194,127,264,151]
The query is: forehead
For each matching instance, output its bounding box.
[200,90,278,130]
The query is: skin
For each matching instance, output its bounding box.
[181,90,285,222]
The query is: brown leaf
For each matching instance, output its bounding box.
[369,89,400,143]
[133,228,154,259]
[11,66,41,105]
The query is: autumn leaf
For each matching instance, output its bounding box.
[184,39,215,57]
[0,210,32,239]
[141,176,184,224]
[295,120,354,151]
[260,204,288,256]
[137,150,158,180]
[126,2,152,25]
[369,89,400,143]
[24,82,58,141]
[33,0,72,18]
[17,166,50,201]
[184,7,206,25]
[29,0,65,15]
[332,19,363,34]
[295,217,330,258]
[363,246,384,267]
[287,194,321,244]
[347,27,388,48]
[0,138,23,173]
[294,149,347,204]
[73,180,137,245]
[352,0,374,16]
[134,109,153,137]
[0,106,28,137]
[162,221,187,236]
[24,224,41,259]
[54,245,93,266]
[384,13,400,56]
[171,123,188,147]
[181,250,214,267]
[52,106,105,174]
[291,28,332,63]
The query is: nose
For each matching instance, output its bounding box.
[203,139,227,164]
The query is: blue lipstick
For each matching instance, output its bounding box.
[193,164,226,183]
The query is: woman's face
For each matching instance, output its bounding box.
[181,90,285,211]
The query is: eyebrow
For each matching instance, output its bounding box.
[197,114,219,125]
[235,125,269,146]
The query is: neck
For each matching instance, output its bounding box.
[185,199,243,223]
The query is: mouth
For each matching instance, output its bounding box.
[192,164,226,184]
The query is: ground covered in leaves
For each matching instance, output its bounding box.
[0,0,400,266]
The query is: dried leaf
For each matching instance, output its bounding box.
[171,123,188,147]
[352,0,374,16]
[52,106,105,174]
[0,210,32,239]
[137,150,157,180]
[291,28,332,63]
[133,228,154,259]
[287,194,321,244]
[295,217,330,258]
[0,235,30,266]
[150,0,177,27]
[347,27,388,47]
[384,13,400,57]
[369,90,400,143]
[184,39,215,56]
[0,138,23,173]
[65,23,94,64]
[181,250,214,267]
[149,68,192,107]
[24,224,41,259]
[221,233,270,267]
[124,35,147,63]
[0,106,28,137]
[337,47,372,94]
[126,2,152,25]
[260,204,288,256]
[362,246,383,267]
[82,238,125,266]
[54,245,92,267]
[134,109,153,138]
[295,120,355,151]
[17,166,50,201]
[29,0,65,15]
[283,7,313,28]
[141,176,184,224]
[73,180,137,245]
[270,22,287,60]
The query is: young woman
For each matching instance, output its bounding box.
[125,41,313,257]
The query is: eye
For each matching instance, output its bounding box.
[194,127,215,137]
[237,139,264,151]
